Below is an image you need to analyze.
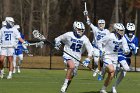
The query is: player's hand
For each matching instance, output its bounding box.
[83,10,88,16]
[54,41,61,50]
[130,43,136,50]
[82,58,90,67]
[22,41,28,49]
[22,41,29,46]
[24,49,29,54]
[123,49,130,55]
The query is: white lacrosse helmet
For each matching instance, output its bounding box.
[73,21,85,37]
[114,23,125,30]
[5,17,15,27]
[98,19,105,24]
[126,23,135,31]
[98,19,105,30]
[2,21,6,27]
[126,23,135,38]
[114,23,125,37]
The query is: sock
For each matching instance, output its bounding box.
[17,66,20,70]
[18,60,22,66]
[9,71,12,76]
[64,79,69,84]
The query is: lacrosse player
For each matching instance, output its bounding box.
[111,23,139,93]
[13,25,29,74]
[97,23,130,93]
[83,11,110,77]
[0,17,28,79]
[54,21,98,93]
[0,21,7,74]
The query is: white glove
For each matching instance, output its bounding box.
[82,58,90,67]
[22,41,28,49]
[130,43,136,50]
[123,49,130,55]
[24,49,29,54]
[54,41,61,50]
[83,10,88,16]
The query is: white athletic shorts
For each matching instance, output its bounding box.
[103,58,117,70]
[63,55,80,76]
[13,54,23,61]
[1,47,15,56]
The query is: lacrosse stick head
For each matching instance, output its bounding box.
[33,30,39,38]
[32,30,46,40]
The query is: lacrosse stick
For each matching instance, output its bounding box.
[32,30,95,71]
[83,0,88,16]
[84,0,87,12]
[32,30,46,40]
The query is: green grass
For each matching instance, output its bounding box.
[0,69,140,93]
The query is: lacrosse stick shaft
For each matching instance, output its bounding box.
[44,39,94,71]
[28,43,38,46]
[84,0,87,11]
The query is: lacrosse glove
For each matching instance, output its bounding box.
[82,58,90,67]
[54,41,61,50]
[83,10,88,16]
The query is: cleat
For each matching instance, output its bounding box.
[111,86,117,93]
[100,89,107,93]
[98,74,103,81]
[61,91,66,93]
[7,75,12,79]
[61,83,67,93]
[93,68,99,77]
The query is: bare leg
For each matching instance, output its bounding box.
[7,56,13,79]
[61,60,75,93]
[100,64,115,93]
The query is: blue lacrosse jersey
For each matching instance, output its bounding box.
[15,33,25,55]
[118,34,139,65]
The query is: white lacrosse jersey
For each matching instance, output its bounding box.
[55,32,93,60]
[0,26,21,47]
[90,24,110,47]
[98,33,130,61]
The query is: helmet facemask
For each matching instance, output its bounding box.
[75,28,85,36]
[126,30,135,38]
[116,29,125,38]
[98,23,105,30]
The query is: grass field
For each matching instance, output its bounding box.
[0,69,140,93]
